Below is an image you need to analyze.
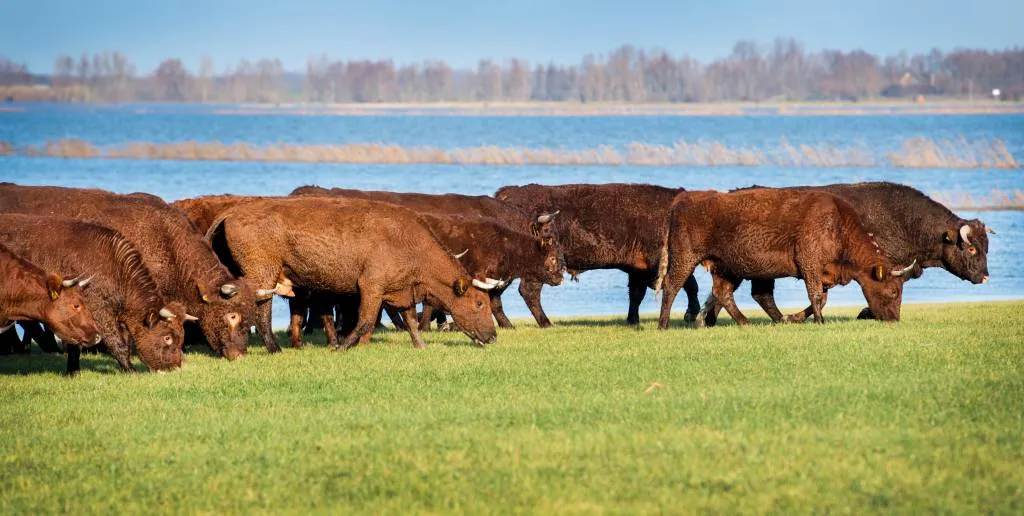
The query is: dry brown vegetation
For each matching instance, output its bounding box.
[930,189,1024,211]
[3,137,1019,169]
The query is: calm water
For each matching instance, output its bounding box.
[2,104,1022,328]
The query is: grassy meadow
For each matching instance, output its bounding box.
[1,301,1022,514]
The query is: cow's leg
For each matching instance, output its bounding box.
[384,306,407,331]
[334,289,383,351]
[402,307,427,349]
[288,296,308,348]
[320,309,338,348]
[518,279,552,328]
[803,276,827,324]
[696,291,718,328]
[712,275,749,325]
[255,297,280,353]
[683,274,701,323]
[0,326,16,355]
[12,322,30,354]
[106,335,135,373]
[490,286,515,329]
[626,272,647,325]
[65,344,81,377]
[418,303,436,332]
[25,322,60,353]
[658,253,699,330]
[750,279,785,323]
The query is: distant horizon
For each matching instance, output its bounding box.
[1,0,1022,74]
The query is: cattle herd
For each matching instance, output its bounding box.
[0,181,991,375]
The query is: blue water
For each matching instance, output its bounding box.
[2,104,1022,328]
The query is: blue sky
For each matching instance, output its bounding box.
[1,0,1021,74]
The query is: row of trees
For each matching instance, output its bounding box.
[2,40,1022,103]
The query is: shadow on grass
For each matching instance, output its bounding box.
[0,348,134,376]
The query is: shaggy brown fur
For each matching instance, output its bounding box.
[0,183,267,360]
[206,197,497,350]
[0,215,189,373]
[656,189,907,329]
[495,183,700,327]
[0,243,102,373]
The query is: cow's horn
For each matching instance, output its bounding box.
[891,259,917,277]
[77,275,94,287]
[484,277,506,287]
[183,313,199,322]
[452,249,469,259]
[61,275,81,288]
[960,224,972,246]
[255,288,276,297]
[471,279,496,290]
[986,226,996,235]
[159,307,176,320]
[220,283,239,298]
[536,210,560,224]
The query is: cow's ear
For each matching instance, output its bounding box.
[872,265,887,282]
[196,281,211,303]
[453,278,469,297]
[144,311,158,328]
[943,229,956,243]
[46,274,63,300]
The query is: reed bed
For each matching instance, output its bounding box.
[2,137,1019,169]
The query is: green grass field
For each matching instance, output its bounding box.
[1,301,1022,514]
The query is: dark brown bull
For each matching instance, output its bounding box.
[0,243,102,372]
[0,183,283,359]
[495,183,701,326]
[0,214,191,373]
[290,185,564,329]
[701,182,992,325]
[205,197,497,349]
[656,189,914,328]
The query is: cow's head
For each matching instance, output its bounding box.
[193,277,277,360]
[858,260,915,321]
[41,274,102,347]
[446,277,497,346]
[135,301,193,372]
[531,210,566,284]
[940,219,990,285]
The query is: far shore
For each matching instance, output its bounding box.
[3,99,1024,117]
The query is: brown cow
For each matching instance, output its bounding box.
[289,185,564,329]
[205,197,497,349]
[0,214,191,373]
[495,183,701,327]
[0,183,285,359]
[656,189,914,328]
[0,243,102,373]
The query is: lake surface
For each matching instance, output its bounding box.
[2,104,1022,328]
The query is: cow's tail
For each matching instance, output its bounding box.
[204,210,244,279]
[653,232,670,301]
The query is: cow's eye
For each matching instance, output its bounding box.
[163,335,173,345]
[73,304,81,310]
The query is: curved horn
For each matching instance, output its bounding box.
[471,279,496,290]
[158,307,177,320]
[959,224,972,246]
[536,210,561,224]
[891,259,917,277]
[255,288,276,297]
[183,313,199,322]
[77,275,94,287]
[484,277,506,288]
[220,283,239,298]
[452,249,469,259]
[986,226,996,235]
[61,275,80,288]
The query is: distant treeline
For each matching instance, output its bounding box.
[1,40,1023,103]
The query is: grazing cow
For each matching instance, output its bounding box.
[656,189,915,328]
[300,212,566,341]
[495,183,701,326]
[0,243,102,371]
[205,197,498,350]
[0,214,191,373]
[700,182,992,325]
[290,185,565,329]
[0,183,284,359]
